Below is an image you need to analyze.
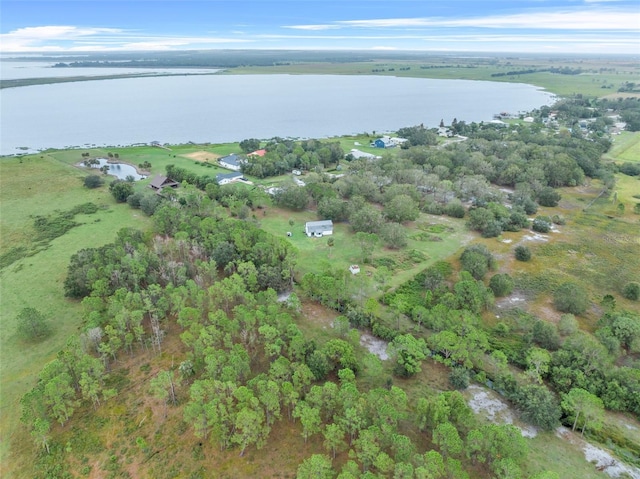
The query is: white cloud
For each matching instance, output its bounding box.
[0,26,252,52]
[285,24,341,31]
[0,26,123,51]
[289,7,639,31]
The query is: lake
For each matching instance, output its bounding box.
[88,158,147,181]
[0,72,554,156]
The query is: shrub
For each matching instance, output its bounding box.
[537,187,561,207]
[558,314,578,336]
[140,195,161,216]
[551,214,566,225]
[16,307,52,341]
[460,244,495,280]
[622,282,640,301]
[84,175,104,189]
[449,368,470,390]
[444,201,466,218]
[489,274,514,297]
[109,180,134,203]
[532,216,552,233]
[126,192,144,209]
[514,245,532,262]
[553,282,589,315]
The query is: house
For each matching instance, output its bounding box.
[349,149,381,160]
[149,174,179,191]
[371,136,407,148]
[305,220,333,237]
[219,154,244,171]
[248,149,266,157]
[371,137,394,148]
[216,172,244,185]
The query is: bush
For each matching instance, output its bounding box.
[16,307,52,341]
[489,274,514,297]
[553,282,589,315]
[126,192,144,209]
[140,195,161,216]
[109,180,134,203]
[532,216,552,233]
[460,244,495,280]
[622,282,640,301]
[514,245,532,262]
[84,175,104,189]
[537,187,561,207]
[449,368,470,389]
[444,201,465,218]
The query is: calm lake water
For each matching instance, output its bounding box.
[0,71,554,156]
[90,158,147,181]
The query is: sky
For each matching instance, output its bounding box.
[1,0,639,54]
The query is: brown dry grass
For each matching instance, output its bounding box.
[181,150,222,163]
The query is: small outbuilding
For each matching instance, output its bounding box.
[349,265,361,275]
[305,220,333,237]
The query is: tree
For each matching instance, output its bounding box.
[489,274,514,297]
[354,232,379,264]
[84,174,104,189]
[558,314,578,336]
[233,406,268,456]
[109,179,134,203]
[460,245,494,280]
[526,347,551,383]
[388,334,427,377]
[297,454,334,479]
[150,370,178,414]
[239,138,261,153]
[514,245,531,262]
[381,223,408,249]
[384,194,420,223]
[323,423,347,459]
[294,402,322,443]
[432,422,463,458]
[561,388,604,436]
[449,368,470,390]
[536,187,562,207]
[622,282,640,301]
[553,282,589,315]
[16,307,51,341]
[512,384,561,430]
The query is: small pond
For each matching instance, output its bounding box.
[91,158,146,181]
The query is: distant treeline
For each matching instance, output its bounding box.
[491,67,583,77]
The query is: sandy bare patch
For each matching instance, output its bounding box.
[182,150,221,162]
[360,332,389,360]
[467,385,538,437]
[556,427,640,479]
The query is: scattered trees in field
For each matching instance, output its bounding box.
[108,179,134,203]
[83,174,104,189]
[16,307,51,341]
[514,245,532,262]
[553,282,589,315]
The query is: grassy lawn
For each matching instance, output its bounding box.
[0,154,152,476]
[605,131,640,163]
[259,207,470,291]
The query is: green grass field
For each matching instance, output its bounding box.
[606,131,640,163]
[228,56,640,98]
[0,154,155,474]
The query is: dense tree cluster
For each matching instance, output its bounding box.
[241,138,344,178]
